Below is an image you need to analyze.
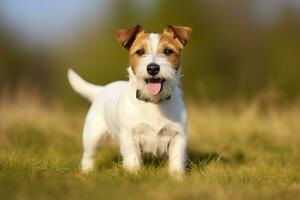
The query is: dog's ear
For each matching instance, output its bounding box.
[163,25,192,48]
[117,25,144,50]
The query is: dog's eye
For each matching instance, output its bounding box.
[164,48,174,56]
[135,49,145,56]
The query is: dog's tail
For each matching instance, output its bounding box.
[68,69,102,102]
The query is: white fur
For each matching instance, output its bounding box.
[68,69,102,101]
[149,33,160,53]
[68,34,188,176]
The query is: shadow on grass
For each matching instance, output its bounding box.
[96,153,168,171]
[95,148,233,172]
[186,149,231,172]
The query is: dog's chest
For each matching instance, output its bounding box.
[132,123,176,155]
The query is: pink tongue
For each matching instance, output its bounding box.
[147,82,161,95]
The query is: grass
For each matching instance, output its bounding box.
[1,89,300,199]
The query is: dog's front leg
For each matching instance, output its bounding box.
[119,130,141,172]
[168,133,187,176]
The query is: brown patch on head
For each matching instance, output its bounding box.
[158,33,181,70]
[117,25,149,73]
[128,32,151,73]
[159,25,192,70]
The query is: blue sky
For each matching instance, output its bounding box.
[0,0,299,48]
[0,0,110,47]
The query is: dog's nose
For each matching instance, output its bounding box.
[147,63,160,76]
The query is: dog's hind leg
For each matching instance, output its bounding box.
[81,110,107,172]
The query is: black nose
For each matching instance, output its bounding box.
[147,63,160,76]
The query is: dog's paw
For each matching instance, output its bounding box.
[123,164,140,174]
[81,158,94,173]
[169,169,185,180]
[168,165,185,180]
[81,166,94,174]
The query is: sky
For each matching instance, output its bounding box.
[0,0,299,48]
[253,0,300,23]
[0,0,110,47]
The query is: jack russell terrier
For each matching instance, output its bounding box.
[68,25,192,175]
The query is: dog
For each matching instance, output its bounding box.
[68,25,192,175]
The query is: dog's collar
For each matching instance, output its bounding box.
[136,90,171,103]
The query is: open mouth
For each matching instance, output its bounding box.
[145,78,164,96]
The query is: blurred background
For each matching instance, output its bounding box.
[0,0,299,106]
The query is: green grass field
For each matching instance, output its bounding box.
[1,91,300,200]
